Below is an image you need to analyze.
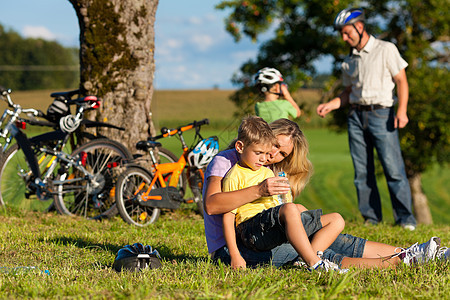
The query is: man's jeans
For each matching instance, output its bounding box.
[347,106,416,225]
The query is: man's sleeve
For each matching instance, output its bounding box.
[386,43,408,77]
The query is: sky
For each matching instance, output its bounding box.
[0,0,331,90]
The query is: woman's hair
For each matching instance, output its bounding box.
[270,119,313,197]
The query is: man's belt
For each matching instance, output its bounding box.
[351,104,390,111]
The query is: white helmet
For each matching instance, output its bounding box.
[254,67,284,85]
[188,136,219,168]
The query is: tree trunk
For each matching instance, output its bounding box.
[408,173,433,224]
[69,0,158,151]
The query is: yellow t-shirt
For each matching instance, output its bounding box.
[222,163,292,226]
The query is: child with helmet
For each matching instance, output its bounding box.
[254,67,301,123]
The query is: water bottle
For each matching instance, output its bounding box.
[0,266,50,275]
[277,171,287,205]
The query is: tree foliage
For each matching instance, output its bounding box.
[217,0,449,176]
[0,24,79,90]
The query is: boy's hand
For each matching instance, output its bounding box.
[231,255,247,269]
[258,177,290,197]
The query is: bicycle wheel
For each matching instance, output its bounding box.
[157,148,187,197]
[0,131,97,213]
[115,166,161,226]
[0,143,54,212]
[53,138,132,219]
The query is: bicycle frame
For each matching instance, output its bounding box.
[139,148,188,202]
[0,88,114,195]
[132,119,209,207]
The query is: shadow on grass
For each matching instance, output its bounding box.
[42,236,207,268]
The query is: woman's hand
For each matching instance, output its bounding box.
[231,254,247,270]
[258,176,290,197]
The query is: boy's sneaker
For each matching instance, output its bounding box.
[292,255,307,268]
[396,236,441,265]
[308,259,349,274]
[436,247,449,261]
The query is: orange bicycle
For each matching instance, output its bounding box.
[115,119,219,226]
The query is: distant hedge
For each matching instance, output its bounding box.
[0,24,79,90]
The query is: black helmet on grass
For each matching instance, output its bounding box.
[113,243,162,272]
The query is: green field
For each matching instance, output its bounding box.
[0,207,448,298]
[4,88,449,224]
[0,89,448,298]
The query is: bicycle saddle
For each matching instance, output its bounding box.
[136,140,162,151]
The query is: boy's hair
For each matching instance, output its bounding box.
[237,116,277,147]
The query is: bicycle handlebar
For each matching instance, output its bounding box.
[23,108,45,117]
[0,86,10,95]
[150,118,209,141]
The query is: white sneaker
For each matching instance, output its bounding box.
[436,247,449,261]
[308,259,349,274]
[396,237,441,265]
[402,224,416,231]
[292,256,307,268]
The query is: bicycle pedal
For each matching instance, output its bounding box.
[34,183,53,201]
[36,189,51,201]
[184,198,194,204]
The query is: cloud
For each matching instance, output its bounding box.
[187,16,202,25]
[190,34,215,51]
[165,38,183,49]
[231,50,258,61]
[22,25,57,40]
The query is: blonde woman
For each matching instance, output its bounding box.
[203,118,443,269]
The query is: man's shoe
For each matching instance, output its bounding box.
[364,219,378,226]
[396,237,441,265]
[401,224,416,231]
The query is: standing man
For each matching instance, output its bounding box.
[316,8,416,230]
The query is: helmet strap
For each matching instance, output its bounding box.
[269,83,282,97]
[350,23,365,55]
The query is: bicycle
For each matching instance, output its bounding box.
[0,87,132,217]
[115,119,219,226]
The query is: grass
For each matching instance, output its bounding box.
[1,89,449,298]
[0,208,448,298]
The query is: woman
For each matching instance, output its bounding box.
[203,118,443,268]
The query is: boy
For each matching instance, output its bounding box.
[222,116,347,272]
[254,67,301,123]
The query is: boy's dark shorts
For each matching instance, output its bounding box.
[236,206,323,252]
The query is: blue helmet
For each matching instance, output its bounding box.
[334,8,365,30]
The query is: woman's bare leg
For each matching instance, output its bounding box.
[362,240,400,258]
[340,240,402,268]
[340,256,401,268]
